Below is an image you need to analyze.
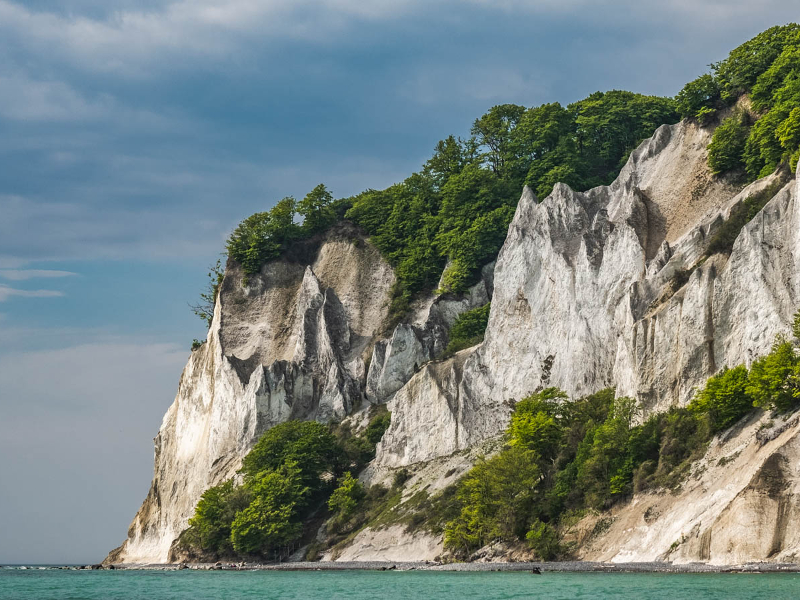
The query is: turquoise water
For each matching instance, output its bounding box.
[2,569,799,599]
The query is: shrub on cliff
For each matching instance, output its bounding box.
[327,472,365,531]
[708,111,750,174]
[443,373,764,557]
[747,337,800,412]
[226,197,300,275]
[224,184,338,277]
[445,302,491,354]
[690,365,753,432]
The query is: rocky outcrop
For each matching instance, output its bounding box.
[365,263,493,404]
[376,120,798,470]
[107,226,397,564]
[107,224,493,564]
[578,407,800,564]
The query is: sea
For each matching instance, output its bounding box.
[2,568,800,599]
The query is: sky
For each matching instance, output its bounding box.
[0,0,797,565]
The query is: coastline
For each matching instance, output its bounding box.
[102,561,800,573]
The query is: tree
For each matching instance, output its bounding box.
[707,111,750,174]
[471,104,526,177]
[746,337,800,412]
[526,518,564,560]
[240,420,344,491]
[190,258,225,328]
[226,198,300,275]
[328,472,365,524]
[690,365,753,432]
[443,446,541,555]
[507,388,567,465]
[298,184,336,233]
[423,135,470,188]
[185,480,251,554]
[230,462,309,555]
[676,74,721,121]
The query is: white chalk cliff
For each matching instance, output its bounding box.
[108,120,800,565]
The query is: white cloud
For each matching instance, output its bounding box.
[0,269,77,281]
[0,284,64,302]
[0,0,425,75]
[0,75,113,122]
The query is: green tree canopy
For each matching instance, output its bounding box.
[230,462,309,554]
[240,420,344,490]
[690,365,752,432]
[298,183,336,234]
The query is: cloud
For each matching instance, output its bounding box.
[0,269,77,280]
[0,148,414,263]
[0,339,187,413]
[0,284,64,302]
[0,0,425,76]
[0,75,113,122]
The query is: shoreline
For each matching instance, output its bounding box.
[100,561,800,573]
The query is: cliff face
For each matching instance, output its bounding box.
[107,223,492,564]
[375,120,797,470]
[108,226,395,563]
[110,119,799,565]
[577,408,800,564]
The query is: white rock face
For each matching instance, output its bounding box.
[107,226,396,564]
[365,263,493,404]
[581,408,800,564]
[377,120,798,468]
[323,525,443,562]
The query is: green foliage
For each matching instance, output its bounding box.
[185,480,251,554]
[191,258,225,328]
[443,366,772,558]
[297,184,336,234]
[223,183,339,277]
[704,176,788,257]
[226,197,299,275]
[240,420,343,491]
[443,446,541,557]
[526,519,565,560]
[746,337,800,412]
[707,111,750,174]
[328,472,365,527]
[683,24,800,178]
[714,25,800,100]
[230,462,309,554]
[676,74,721,121]
[182,420,347,559]
[508,388,567,463]
[346,91,678,318]
[444,322,800,559]
[793,310,800,342]
[690,365,753,432]
[338,407,391,468]
[445,303,491,354]
[191,339,205,351]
